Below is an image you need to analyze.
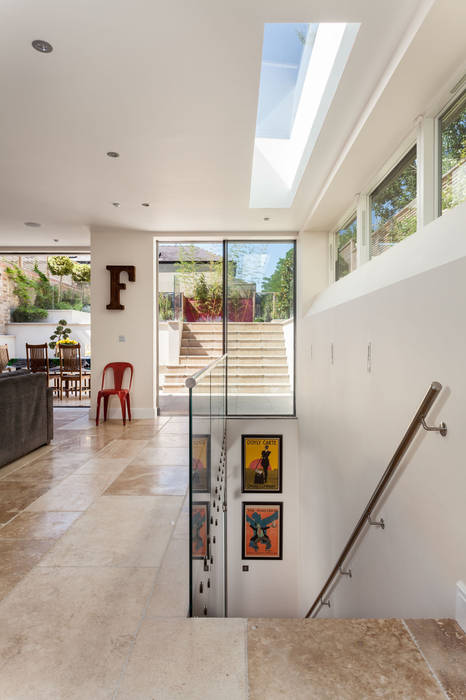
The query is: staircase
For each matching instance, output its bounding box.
[161,322,291,394]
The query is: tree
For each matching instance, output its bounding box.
[71,263,91,305]
[47,256,74,302]
[371,154,417,227]
[5,265,35,306]
[262,249,295,319]
[33,263,55,309]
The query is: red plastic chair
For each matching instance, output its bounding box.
[96,362,133,426]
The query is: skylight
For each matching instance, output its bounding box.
[250,22,360,209]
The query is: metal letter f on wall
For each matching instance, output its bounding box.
[106,265,136,310]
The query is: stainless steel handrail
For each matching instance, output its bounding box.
[185,354,227,389]
[305,381,447,619]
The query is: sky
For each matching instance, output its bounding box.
[256,23,310,139]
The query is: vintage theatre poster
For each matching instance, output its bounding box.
[191,502,209,559]
[242,502,283,560]
[242,435,282,493]
[192,434,211,493]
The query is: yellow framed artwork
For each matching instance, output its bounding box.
[241,435,282,493]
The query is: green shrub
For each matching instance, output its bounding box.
[11,306,48,322]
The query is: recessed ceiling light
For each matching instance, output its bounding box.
[106,151,120,158]
[263,217,270,221]
[32,39,53,53]
[24,221,41,227]
[53,239,59,242]
[112,202,121,207]
[141,202,150,207]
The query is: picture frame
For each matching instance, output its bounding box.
[191,434,211,493]
[191,501,209,559]
[241,435,282,493]
[242,502,283,560]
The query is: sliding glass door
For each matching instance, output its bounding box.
[225,241,295,416]
[156,240,295,416]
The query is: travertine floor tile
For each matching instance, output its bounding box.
[247,618,444,699]
[0,566,155,699]
[56,416,98,432]
[39,495,183,567]
[0,539,54,601]
[146,433,189,448]
[133,445,189,466]
[0,483,50,524]
[146,580,189,617]
[74,456,131,479]
[157,538,189,584]
[173,509,189,539]
[2,458,82,485]
[98,439,148,459]
[26,474,112,512]
[0,511,82,540]
[405,618,466,699]
[159,422,190,434]
[0,445,55,479]
[116,618,247,699]
[105,464,188,496]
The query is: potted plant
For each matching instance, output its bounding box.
[49,319,73,356]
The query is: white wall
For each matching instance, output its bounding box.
[158,322,181,367]
[90,229,156,418]
[0,334,15,358]
[226,418,299,618]
[6,322,90,358]
[298,202,466,619]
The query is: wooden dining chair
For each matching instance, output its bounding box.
[26,343,49,381]
[59,343,82,400]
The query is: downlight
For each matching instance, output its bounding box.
[24,222,41,227]
[32,40,53,53]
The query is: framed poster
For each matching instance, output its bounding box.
[191,501,209,559]
[242,435,282,493]
[242,502,283,560]
[192,434,211,493]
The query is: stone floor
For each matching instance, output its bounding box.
[0,408,464,698]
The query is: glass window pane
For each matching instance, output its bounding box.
[226,241,295,416]
[157,242,223,416]
[335,215,357,280]
[440,90,466,214]
[370,146,417,258]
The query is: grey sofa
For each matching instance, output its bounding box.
[0,371,53,468]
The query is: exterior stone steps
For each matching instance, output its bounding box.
[170,356,288,366]
[164,365,288,375]
[161,321,291,395]
[163,373,290,384]
[163,383,291,394]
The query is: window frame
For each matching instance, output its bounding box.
[368,144,417,260]
[334,212,357,281]
[437,87,466,217]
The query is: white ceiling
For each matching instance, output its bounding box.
[0,0,460,247]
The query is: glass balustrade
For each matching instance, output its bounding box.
[188,354,227,617]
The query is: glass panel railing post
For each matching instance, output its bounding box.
[188,386,193,618]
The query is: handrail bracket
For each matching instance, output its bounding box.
[421,417,447,436]
[367,515,385,529]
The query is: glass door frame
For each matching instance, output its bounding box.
[223,239,297,418]
[156,237,297,418]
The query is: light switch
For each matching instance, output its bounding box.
[118,335,126,342]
